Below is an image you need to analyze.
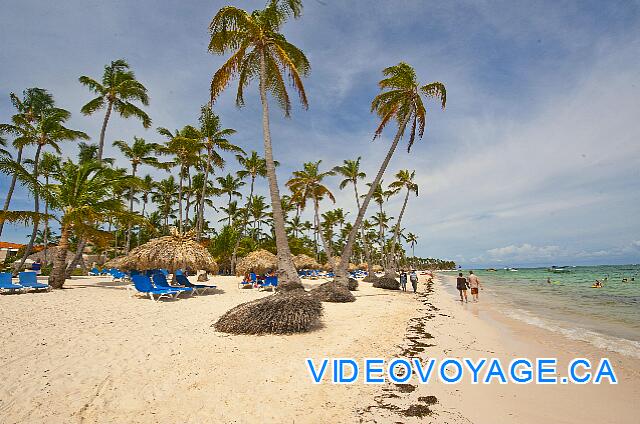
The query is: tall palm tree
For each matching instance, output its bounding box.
[216,173,245,225]
[336,62,445,283]
[333,157,375,274]
[209,0,309,286]
[286,161,336,268]
[79,59,151,160]
[112,137,161,252]
[151,176,179,232]
[196,105,241,239]
[0,88,55,237]
[35,152,60,263]
[404,232,418,259]
[1,104,88,274]
[387,170,418,273]
[136,174,155,246]
[158,125,202,233]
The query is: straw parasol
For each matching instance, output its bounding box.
[348,262,358,272]
[372,264,383,272]
[357,262,368,271]
[214,291,323,334]
[122,230,218,273]
[293,254,320,270]
[235,249,277,276]
[103,255,131,270]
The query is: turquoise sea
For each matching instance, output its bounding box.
[442,265,640,358]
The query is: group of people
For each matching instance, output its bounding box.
[399,270,419,293]
[241,270,276,287]
[456,271,482,303]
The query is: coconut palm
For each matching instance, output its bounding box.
[79,59,151,160]
[208,0,309,286]
[286,161,336,268]
[196,105,241,239]
[112,137,161,252]
[216,173,245,225]
[386,169,418,272]
[158,125,202,233]
[151,176,179,232]
[336,63,445,283]
[35,152,60,262]
[0,88,55,238]
[1,103,89,273]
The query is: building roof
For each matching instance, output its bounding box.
[0,241,26,249]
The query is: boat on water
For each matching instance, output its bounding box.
[548,266,571,273]
[486,268,497,272]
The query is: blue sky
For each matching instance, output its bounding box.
[1,0,639,267]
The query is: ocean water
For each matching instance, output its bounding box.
[441,265,640,358]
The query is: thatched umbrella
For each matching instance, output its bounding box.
[235,249,277,276]
[123,230,218,273]
[103,256,131,270]
[214,291,323,334]
[348,262,358,272]
[293,254,320,270]
[357,262,368,271]
[372,264,383,272]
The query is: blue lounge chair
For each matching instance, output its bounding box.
[110,269,127,281]
[19,271,50,291]
[88,267,101,276]
[176,274,216,295]
[131,274,180,301]
[152,273,194,296]
[259,276,278,291]
[0,272,25,293]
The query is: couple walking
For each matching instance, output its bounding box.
[456,271,481,302]
[400,270,418,293]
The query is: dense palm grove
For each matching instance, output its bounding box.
[0,0,454,288]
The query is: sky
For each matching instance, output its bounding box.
[1,0,639,267]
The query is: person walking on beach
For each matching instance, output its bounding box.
[456,272,469,302]
[399,270,408,292]
[468,271,481,302]
[410,270,419,293]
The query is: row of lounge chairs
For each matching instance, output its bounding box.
[129,271,217,302]
[0,272,50,293]
[239,273,278,290]
[298,269,368,279]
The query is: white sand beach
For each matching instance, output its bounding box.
[1,273,638,423]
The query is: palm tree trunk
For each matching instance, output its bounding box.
[97,101,113,161]
[139,197,147,247]
[386,188,410,276]
[125,165,137,253]
[15,144,43,275]
[314,198,335,270]
[335,114,410,284]
[177,167,184,233]
[0,147,24,237]
[196,144,213,240]
[231,176,255,274]
[43,175,49,264]
[49,223,70,289]
[65,238,87,279]
[185,171,192,228]
[258,51,300,286]
[353,183,375,278]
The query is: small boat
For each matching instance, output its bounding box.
[548,266,571,273]
[486,268,497,272]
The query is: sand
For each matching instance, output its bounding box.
[1,273,638,423]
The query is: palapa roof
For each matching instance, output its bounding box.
[102,255,131,270]
[121,230,218,273]
[356,262,368,270]
[293,254,320,270]
[372,264,383,272]
[347,262,358,272]
[235,249,277,276]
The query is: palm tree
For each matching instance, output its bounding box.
[333,157,376,274]
[196,105,241,239]
[158,125,202,233]
[287,161,336,268]
[336,62,445,283]
[151,176,179,233]
[0,88,55,237]
[209,0,309,287]
[35,152,60,262]
[1,104,89,274]
[216,173,245,225]
[386,170,418,272]
[136,174,155,246]
[79,59,151,160]
[112,137,161,252]
[404,232,418,260]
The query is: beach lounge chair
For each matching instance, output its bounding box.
[110,269,127,281]
[152,273,194,297]
[131,274,180,301]
[176,274,216,295]
[88,267,101,276]
[19,271,51,291]
[259,276,278,291]
[0,272,26,293]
